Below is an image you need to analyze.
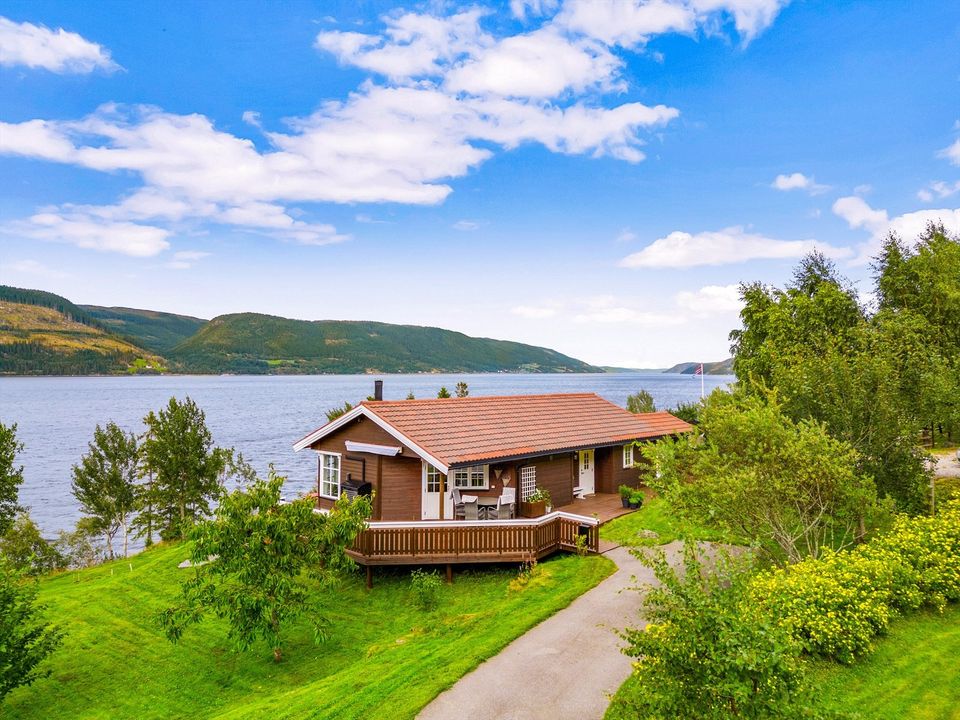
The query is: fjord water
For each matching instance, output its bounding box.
[1,373,733,539]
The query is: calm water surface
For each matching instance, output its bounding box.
[0,373,733,540]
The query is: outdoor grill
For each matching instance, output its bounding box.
[341,475,372,500]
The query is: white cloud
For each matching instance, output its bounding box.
[675,284,743,315]
[315,10,491,79]
[444,27,622,98]
[510,0,559,20]
[831,196,888,234]
[0,16,118,73]
[833,195,960,262]
[452,220,480,231]
[511,304,558,319]
[620,225,849,268]
[771,171,829,195]
[616,228,638,242]
[938,138,960,167]
[0,258,68,279]
[917,180,960,203]
[166,249,211,270]
[4,211,170,256]
[556,0,789,47]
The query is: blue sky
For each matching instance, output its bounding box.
[1,0,958,367]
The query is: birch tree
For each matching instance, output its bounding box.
[71,422,139,559]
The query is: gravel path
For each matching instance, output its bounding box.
[417,542,687,720]
[934,452,960,478]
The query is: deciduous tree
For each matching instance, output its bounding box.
[454,381,469,398]
[159,474,370,662]
[71,422,139,559]
[626,389,656,414]
[0,422,24,536]
[139,397,231,540]
[0,556,64,702]
[646,391,885,562]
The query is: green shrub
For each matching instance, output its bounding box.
[750,500,960,663]
[410,569,442,611]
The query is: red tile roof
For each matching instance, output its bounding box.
[353,393,692,467]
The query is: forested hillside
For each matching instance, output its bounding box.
[169,313,600,374]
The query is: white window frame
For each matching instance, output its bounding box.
[424,462,442,493]
[622,444,634,469]
[452,464,488,490]
[520,465,537,501]
[318,452,341,499]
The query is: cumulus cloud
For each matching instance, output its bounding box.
[771,171,829,195]
[675,284,743,314]
[315,9,491,79]
[833,195,960,262]
[444,27,623,98]
[917,180,960,203]
[0,16,119,73]
[619,226,849,268]
[4,211,170,256]
[572,296,680,326]
[556,0,789,47]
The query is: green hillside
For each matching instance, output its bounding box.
[170,312,600,374]
[663,358,735,375]
[0,286,165,375]
[82,305,207,354]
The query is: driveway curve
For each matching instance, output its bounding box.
[418,542,686,720]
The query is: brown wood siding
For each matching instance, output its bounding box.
[596,442,653,493]
[378,456,423,521]
[520,454,575,507]
[309,415,421,520]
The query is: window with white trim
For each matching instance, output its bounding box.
[452,464,488,489]
[425,463,442,493]
[520,466,536,501]
[622,444,634,468]
[319,453,340,498]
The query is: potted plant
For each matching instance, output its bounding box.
[520,487,552,517]
[628,489,645,510]
[618,484,633,508]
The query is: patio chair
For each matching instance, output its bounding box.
[451,487,466,520]
[498,487,516,519]
[463,500,479,521]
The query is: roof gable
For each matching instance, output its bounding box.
[295,393,692,470]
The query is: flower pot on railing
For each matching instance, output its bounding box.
[520,500,547,518]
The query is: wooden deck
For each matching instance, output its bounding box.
[346,511,600,569]
[555,492,634,523]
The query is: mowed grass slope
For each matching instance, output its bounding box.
[6,543,614,720]
[810,605,960,720]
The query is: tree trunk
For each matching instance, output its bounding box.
[271,608,282,663]
[121,518,129,558]
[105,532,114,561]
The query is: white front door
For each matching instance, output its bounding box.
[578,449,595,495]
[421,462,453,519]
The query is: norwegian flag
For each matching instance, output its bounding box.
[694,363,704,375]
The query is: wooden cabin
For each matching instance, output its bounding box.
[293,388,692,576]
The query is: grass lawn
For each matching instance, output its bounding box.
[6,543,614,719]
[599,495,734,547]
[809,604,960,720]
[605,605,960,720]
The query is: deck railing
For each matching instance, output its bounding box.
[346,511,600,566]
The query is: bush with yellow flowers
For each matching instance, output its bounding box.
[750,500,960,663]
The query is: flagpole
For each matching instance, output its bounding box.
[700,363,704,399]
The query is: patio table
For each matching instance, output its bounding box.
[477,497,499,520]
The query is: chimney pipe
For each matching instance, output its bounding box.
[374,379,383,401]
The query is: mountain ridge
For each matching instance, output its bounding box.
[0,286,600,375]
